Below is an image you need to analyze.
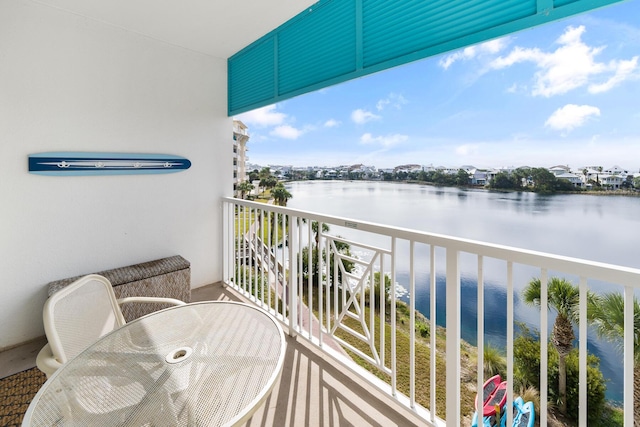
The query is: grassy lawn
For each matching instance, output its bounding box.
[235,206,285,245]
[299,284,478,421]
[340,304,477,421]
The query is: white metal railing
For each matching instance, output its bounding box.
[222,197,639,426]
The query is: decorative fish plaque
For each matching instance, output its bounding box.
[28,152,191,176]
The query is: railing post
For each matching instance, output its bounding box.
[429,246,437,423]
[222,200,228,285]
[624,285,634,427]
[506,262,514,427]
[288,215,298,336]
[445,248,461,426]
[476,255,484,425]
[579,277,587,426]
[540,270,548,427]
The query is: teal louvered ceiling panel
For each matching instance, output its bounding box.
[228,0,625,116]
[228,38,275,113]
[362,0,536,67]
[278,0,357,95]
[555,0,580,7]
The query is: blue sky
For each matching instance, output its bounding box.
[236,1,640,170]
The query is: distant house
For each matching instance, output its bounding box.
[349,164,366,173]
[599,174,624,189]
[438,166,461,175]
[468,168,488,186]
[325,169,338,179]
[580,168,601,185]
[555,172,583,187]
[394,164,422,174]
[486,167,515,183]
[548,165,570,176]
[270,165,292,176]
[604,165,629,175]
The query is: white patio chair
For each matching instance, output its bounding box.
[36,274,185,377]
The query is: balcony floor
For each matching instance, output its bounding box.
[0,283,424,427]
[192,283,424,427]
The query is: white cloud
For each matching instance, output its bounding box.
[376,93,408,111]
[481,38,509,54]
[236,104,321,140]
[270,125,305,140]
[235,104,286,127]
[490,25,638,97]
[545,104,601,133]
[351,109,381,124]
[589,56,639,93]
[324,119,341,128]
[439,47,477,70]
[490,46,546,69]
[360,133,408,148]
[439,38,509,69]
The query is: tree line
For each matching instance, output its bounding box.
[238,167,292,205]
[258,165,640,194]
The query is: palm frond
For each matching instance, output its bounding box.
[587,292,640,359]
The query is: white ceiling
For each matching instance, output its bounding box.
[35,0,317,58]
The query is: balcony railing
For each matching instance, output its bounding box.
[222,197,639,426]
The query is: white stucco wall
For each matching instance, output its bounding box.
[0,1,231,349]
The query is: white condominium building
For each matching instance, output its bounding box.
[233,120,249,197]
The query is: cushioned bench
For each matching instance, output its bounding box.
[47,255,191,322]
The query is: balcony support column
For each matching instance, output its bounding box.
[445,248,461,426]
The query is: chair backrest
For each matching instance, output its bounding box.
[43,274,126,364]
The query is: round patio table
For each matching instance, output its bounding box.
[23,301,285,427]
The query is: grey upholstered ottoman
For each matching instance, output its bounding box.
[47,255,191,322]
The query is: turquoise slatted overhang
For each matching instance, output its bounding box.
[228,0,626,116]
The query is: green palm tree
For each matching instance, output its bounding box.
[271,183,292,206]
[263,176,278,193]
[587,292,640,424]
[522,277,580,415]
[267,184,291,246]
[258,167,271,180]
[236,180,254,199]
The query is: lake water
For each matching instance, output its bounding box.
[285,180,640,402]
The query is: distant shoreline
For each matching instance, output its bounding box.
[577,189,640,196]
[334,178,640,197]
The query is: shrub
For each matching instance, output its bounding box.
[416,322,429,338]
[514,325,606,425]
[483,344,506,379]
[549,350,606,424]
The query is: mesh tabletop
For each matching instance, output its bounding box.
[24,302,285,427]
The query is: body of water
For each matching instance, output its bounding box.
[285,180,640,402]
